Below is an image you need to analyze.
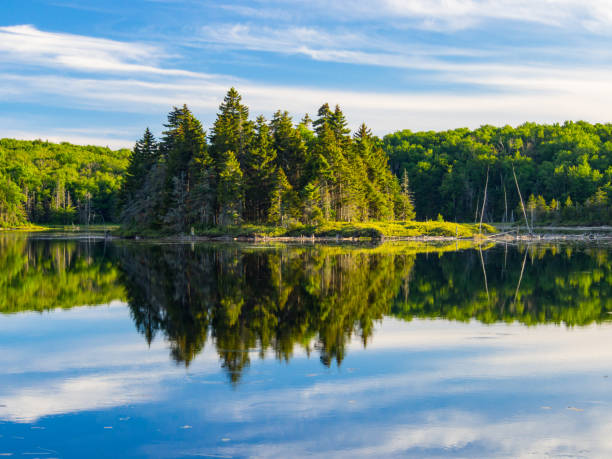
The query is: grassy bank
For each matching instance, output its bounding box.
[118,221,496,240]
[0,223,49,231]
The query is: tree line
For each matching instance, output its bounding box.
[3,91,612,229]
[119,88,414,232]
[385,121,612,225]
[0,138,130,227]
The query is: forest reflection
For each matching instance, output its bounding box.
[115,241,612,383]
[2,234,612,383]
[0,233,123,313]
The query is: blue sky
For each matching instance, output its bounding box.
[2,0,612,148]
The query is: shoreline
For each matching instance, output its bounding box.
[7,224,612,245]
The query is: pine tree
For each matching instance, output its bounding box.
[301,182,323,224]
[353,123,398,220]
[209,88,253,168]
[209,88,253,223]
[163,105,207,191]
[160,105,209,229]
[300,113,312,129]
[312,103,333,137]
[271,110,307,189]
[398,169,416,220]
[120,127,158,211]
[330,104,351,148]
[268,167,291,225]
[217,151,244,225]
[245,116,277,222]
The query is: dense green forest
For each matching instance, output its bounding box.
[0,138,130,227]
[120,88,414,233]
[385,122,612,224]
[3,88,612,229]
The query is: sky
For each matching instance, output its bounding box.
[2,0,612,149]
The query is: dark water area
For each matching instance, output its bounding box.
[1,233,612,458]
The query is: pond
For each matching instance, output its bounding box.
[0,233,611,458]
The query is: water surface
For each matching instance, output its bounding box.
[1,233,611,458]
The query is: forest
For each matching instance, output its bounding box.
[0,138,129,227]
[2,88,612,229]
[119,88,413,234]
[385,121,612,225]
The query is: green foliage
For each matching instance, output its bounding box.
[0,234,124,313]
[0,175,26,227]
[384,121,612,224]
[217,150,244,225]
[192,220,493,239]
[0,138,130,225]
[123,88,410,234]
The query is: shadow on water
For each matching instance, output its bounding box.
[2,233,612,384]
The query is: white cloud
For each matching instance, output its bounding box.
[197,23,487,70]
[244,0,612,32]
[2,24,612,147]
[0,129,136,150]
[0,24,199,77]
[175,319,612,458]
[3,66,612,146]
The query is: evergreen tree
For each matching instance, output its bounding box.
[301,182,323,224]
[162,105,208,191]
[160,105,209,230]
[312,103,333,137]
[120,128,158,210]
[268,167,292,225]
[271,110,307,189]
[330,104,352,148]
[209,88,253,168]
[398,169,416,220]
[217,151,244,225]
[354,123,398,220]
[245,116,277,222]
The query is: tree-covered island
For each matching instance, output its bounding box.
[1,87,612,236]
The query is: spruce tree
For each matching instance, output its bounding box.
[120,128,158,211]
[209,88,253,169]
[217,151,244,225]
[271,111,307,189]
[268,167,292,225]
[160,105,209,230]
[245,116,277,222]
[398,169,416,220]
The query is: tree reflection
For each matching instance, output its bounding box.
[392,244,612,326]
[1,234,612,384]
[0,233,123,313]
[116,241,612,383]
[117,243,416,383]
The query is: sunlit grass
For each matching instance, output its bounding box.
[191,220,496,239]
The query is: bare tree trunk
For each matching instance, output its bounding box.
[502,173,508,223]
[512,164,531,235]
[479,166,489,234]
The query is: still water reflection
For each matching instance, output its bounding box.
[1,233,611,457]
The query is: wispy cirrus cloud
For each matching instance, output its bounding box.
[227,0,612,33]
[0,24,200,77]
[2,18,612,148]
[197,23,488,69]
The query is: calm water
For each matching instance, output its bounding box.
[1,233,612,458]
